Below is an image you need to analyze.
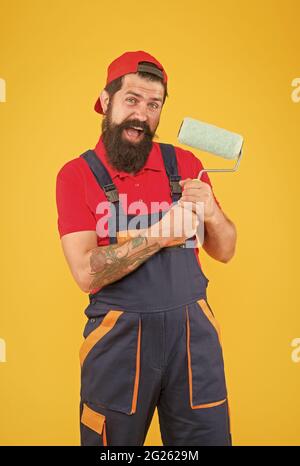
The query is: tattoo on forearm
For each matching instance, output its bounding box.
[88,234,160,291]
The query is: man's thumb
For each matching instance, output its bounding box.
[179,178,191,186]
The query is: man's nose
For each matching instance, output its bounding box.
[132,102,148,122]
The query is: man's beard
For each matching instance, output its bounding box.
[101,102,158,174]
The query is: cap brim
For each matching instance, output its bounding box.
[94,97,103,114]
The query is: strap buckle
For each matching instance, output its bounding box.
[169,175,182,195]
[103,183,119,203]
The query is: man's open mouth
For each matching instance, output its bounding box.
[124,127,144,141]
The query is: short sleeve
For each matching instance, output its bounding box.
[56,162,96,238]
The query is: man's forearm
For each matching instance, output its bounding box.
[83,232,166,293]
[202,208,237,263]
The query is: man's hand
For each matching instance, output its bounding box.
[178,178,237,262]
[148,203,199,247]
[178,178,218,221]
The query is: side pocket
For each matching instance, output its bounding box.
[186,303,227,409]
[81,403,107,446]
[197,299,222,345]
[80,311,141,415]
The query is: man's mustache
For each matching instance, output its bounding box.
[116,120,153,137]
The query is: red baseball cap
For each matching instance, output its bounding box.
[94,50,168,114]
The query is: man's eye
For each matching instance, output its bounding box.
[150,102,159,110]
[126,97,137,104]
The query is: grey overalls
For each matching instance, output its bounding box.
[78,143,232,446]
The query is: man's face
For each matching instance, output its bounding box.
[101,73,165,174]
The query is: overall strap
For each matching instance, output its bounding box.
[80,150,119,244]
[158,143,182,203]
[80,150,119,203]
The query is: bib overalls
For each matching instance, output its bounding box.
[78,143,232,446]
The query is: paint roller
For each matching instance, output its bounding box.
[177,117,244,245]
[177,117,244,180]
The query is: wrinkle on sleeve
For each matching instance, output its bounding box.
[56,162,96,238]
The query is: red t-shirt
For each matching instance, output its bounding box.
[56,134,220,242]
[56,134,221,294]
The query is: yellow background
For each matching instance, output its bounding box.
[0,0,299,446]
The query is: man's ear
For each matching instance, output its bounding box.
[100,89,110,114]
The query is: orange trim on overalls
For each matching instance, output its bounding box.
[103,421,108,446]
[79,310,123,366]
[186,305,227,410]
[227,396,232,436]
[197,299,222,345]
[130,317,141,414]
[81,403,107,445]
